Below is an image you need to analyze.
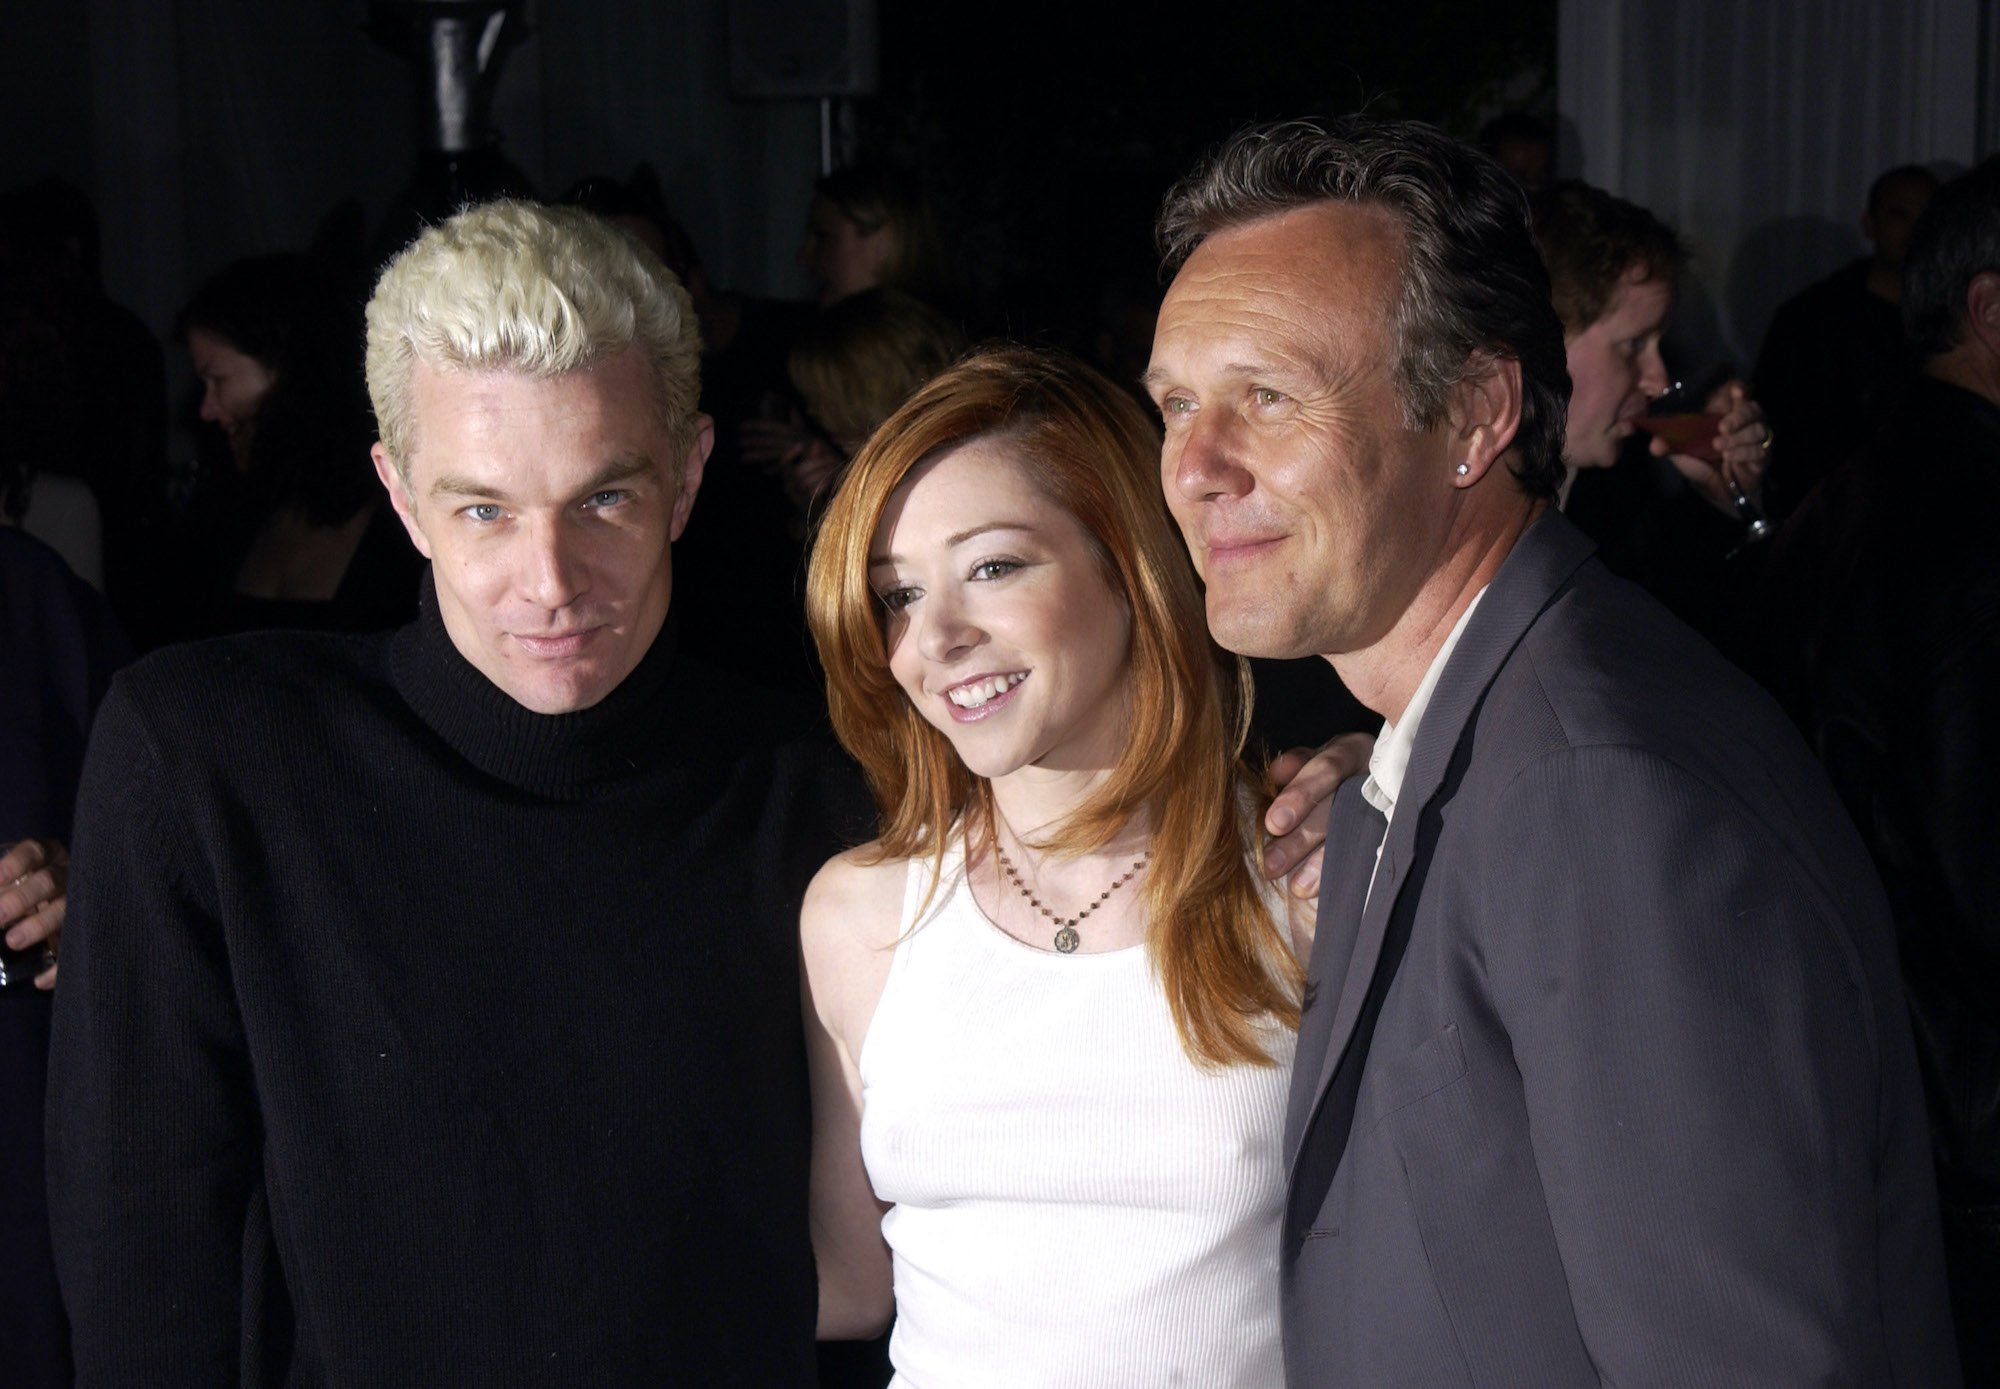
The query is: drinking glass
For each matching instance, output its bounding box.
[1636,380,1771,544]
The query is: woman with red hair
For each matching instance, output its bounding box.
[802,346,1355,1385]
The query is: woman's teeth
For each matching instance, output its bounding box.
[947,672,1026,709]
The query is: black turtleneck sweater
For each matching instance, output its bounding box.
[47,589,864,1386]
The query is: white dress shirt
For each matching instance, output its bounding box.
[1360,587,1487,901]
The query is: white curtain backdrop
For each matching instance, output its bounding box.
[1559,0,1996,373]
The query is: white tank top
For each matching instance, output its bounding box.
[858,835,1294,1388]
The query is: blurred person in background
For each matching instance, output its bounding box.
[1531,180,1773,657]
[0,524,129,1388]
[777,286,964,518]
[1477,111,1556,193]
[158,255,420,643]
[800,165,945,308]
[1761,155,2000,1383]
[0,178,167,614]
[1,263,105,589]
[1756,164,1939,513]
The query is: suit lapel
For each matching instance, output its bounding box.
[1283,780,1385,1161]
[1286,511,1598,1178]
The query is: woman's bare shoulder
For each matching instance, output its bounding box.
[802,843,913,956]
[801,843,920,1055]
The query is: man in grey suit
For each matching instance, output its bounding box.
[1145,117,1958,1385]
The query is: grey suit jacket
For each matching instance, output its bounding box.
[1281,512,1957,1386]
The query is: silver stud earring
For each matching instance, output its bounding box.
[1455,462,1471,477]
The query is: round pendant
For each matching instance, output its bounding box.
[1053,926,1080,954]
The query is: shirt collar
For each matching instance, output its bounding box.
[1361,586,1488,821]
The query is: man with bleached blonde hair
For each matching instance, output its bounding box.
[47,199,861,1383]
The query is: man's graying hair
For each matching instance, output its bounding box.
[365,199,702,475]
[1156,117,1571,499]
[1903,155,2000,364]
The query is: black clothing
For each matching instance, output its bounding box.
[202,502,423,639]
[136,500,422,649]
[1754,258,1918,515]
[49,582,863,1385]
[0,993,63,1387]
[674,296,819,694]
[0,528,130,848]
[0,528,129,1389]
[42,291,170,627]
[1760,375,2000,1381]
[1563,449,1764,669]
[1246,658,1375,758]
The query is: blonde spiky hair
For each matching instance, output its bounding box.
[364,199,701,473]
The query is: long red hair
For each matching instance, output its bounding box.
[805,346,1300,1067]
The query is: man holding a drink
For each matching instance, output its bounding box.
[1530,181,1773,514]
[1529,180,1776,645]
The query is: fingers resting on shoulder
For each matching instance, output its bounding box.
[1263,732,1375,899]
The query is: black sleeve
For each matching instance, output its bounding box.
[46,680,260,1386]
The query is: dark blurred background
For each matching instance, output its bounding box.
[4,0,1557,407]
[7,1,1994,436]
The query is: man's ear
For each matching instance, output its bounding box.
[670,414,715,543]
[1964,271,2000,360]
[373,443,433,560]
[1447,353,1523,488]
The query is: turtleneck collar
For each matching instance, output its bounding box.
[388,572,682,800]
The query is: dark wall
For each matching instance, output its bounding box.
[1,5,94,192]
[859,0,1556,345]
[2,0,1553,387]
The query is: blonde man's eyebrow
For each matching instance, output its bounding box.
[428,453,656,503]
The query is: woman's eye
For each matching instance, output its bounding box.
[970,560,1021,582]
[877,587,918,614]
[1161,395,1194,418]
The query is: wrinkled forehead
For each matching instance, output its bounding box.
[1151,203,1405,373]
